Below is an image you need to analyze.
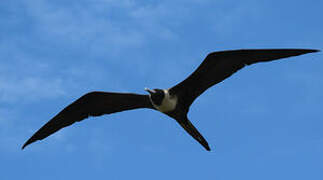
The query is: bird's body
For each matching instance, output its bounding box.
[148,89,178,113]
[22,49,319,151]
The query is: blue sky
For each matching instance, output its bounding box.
[0,0,322,179]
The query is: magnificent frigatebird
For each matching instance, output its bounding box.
[22,49,319,151]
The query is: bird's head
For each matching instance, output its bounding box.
[144,88,165,105]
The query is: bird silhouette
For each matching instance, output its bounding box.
[22,49,319,151]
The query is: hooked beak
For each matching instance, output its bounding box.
[144,88,155,94]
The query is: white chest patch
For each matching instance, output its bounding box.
[151,90,178,113]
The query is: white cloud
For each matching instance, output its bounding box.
[0,76,66,103]
[20,0,224,56]
[21,0,181,56]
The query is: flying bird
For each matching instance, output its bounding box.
[22,49,319,151]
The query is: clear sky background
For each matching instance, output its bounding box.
[0,0,322,179]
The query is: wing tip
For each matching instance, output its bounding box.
[21,142,29,150]
[305,49,320,53]
[205,145,211,151]
[21,138,36,150]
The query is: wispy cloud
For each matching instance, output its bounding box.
[21,0,181,56]
[0,76,65,103]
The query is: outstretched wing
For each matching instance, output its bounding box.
[22,91,154,149]
[170,49,319,108]
[176,116,210,151]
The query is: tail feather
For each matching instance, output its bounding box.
[177,117,210,151]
